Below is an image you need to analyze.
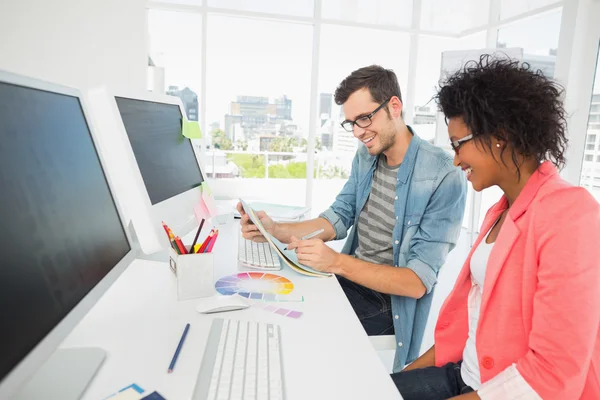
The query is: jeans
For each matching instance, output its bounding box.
[337,275,394,336]
[391,362,474,400]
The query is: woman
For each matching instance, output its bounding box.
[391,55,600,399]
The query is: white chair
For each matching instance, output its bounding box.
[369,335,397,373]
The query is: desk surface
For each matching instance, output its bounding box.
[60,218,402,400]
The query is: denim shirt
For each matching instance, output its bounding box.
[319,132,467,372]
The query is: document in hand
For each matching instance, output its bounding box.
[239,199,331,278]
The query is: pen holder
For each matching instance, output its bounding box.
[169,246,215,301]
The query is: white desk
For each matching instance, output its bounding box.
[60,218,402,400]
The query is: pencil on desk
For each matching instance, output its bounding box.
[168,323,190,373]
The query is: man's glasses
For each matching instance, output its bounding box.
[450,134,474,154]
[340,98,391,132]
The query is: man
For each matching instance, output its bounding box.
[238,65,466,372]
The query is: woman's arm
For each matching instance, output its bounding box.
[402,345,435,372]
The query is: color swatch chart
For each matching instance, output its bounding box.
[215,272,300,301]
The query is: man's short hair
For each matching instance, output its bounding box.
[334,65,403,106]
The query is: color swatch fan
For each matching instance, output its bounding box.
[215,272,294,300]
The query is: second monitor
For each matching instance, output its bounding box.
[87,89,208,256]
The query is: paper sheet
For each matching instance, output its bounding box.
[240,199,331,277]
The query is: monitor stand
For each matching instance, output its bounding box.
[14,347,106,400]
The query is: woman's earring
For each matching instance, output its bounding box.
[496,143,501,148]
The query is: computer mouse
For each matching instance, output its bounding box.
[196,294,250,314]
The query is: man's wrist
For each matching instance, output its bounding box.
[333,254,351,276]
[271,221,283,241]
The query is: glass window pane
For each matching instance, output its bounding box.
[322,0,413,27]
[497,8,562,78]
[580,46,600,202]
[500,0,557,20]
[413,32,486,142]
[148,10,202,119]
[205,15,312,202]
[313,24,410,213]
[207,0,314,17]
[421,0,490,33]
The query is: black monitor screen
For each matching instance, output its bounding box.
[0,82,131,382]
[115,97,204,205]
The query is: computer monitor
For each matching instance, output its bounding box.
[85,89,206,256]
[0,71,138,399]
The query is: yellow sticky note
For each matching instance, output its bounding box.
[182,120,202,139]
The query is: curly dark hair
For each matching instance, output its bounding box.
[436,54,568,176]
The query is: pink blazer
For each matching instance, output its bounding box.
[434,162,600,399]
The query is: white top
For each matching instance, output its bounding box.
[461,232,494,390]
[459,220,541,400]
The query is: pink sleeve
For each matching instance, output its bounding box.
[478,364,541,399]
[514,188,600,399]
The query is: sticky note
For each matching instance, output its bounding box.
[182,120,202,139]
[194,198,210,223]
[201,188,218,217]
[201,182,212,196]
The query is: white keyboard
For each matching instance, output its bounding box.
[193,318,285,400]
[238,236,281,270]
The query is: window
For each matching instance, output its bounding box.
[587,144,596,151]
[148,10,202,97]
[420,0,490,33]
[322,0,413,27]
[204,15,312,204]
[147,9,203,167]
[413,32,487,143]
[580,46,600,202]
[497,9,562,78]
[500,0,558,20]
[208,0,313,17]
[312,24,410,214]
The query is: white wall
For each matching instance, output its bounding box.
[0,0,147,92]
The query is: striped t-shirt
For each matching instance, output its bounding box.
[354,156,399,266]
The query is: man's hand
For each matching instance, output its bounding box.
[237,202,276,243]
[287,237,341,273]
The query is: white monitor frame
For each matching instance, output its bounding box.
[101,89,208,256]
[0,70,139,399]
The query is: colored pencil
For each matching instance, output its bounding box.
[197,230,215,254]
[174,236,187,254]
[205,230,219,253]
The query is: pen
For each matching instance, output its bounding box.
[168,323,190,373]
[301,229,325,240]
[285,228,325,250]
